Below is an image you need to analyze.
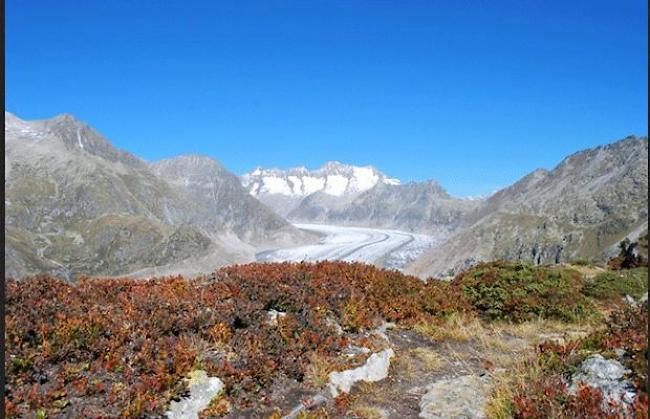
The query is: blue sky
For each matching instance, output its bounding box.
[6,0,648,197]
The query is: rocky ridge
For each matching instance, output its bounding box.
[407,136,648,277]
[4,112,310,279]
[241,162,400,216]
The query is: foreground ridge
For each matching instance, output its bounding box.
[5,260,647,417]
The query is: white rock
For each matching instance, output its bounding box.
[266,309,287,326]
[328,348,395,397]
[166,370,225,419]
[569,354,636,410]
[624,295,636,305]
[344,345,372,357]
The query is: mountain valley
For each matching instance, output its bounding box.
[4,112,648,280]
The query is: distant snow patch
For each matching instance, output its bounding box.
[76,128,84,150]
[260,176,293,195]
[350,166,379,191]
[324,174,349,196]
[302,176,326,195]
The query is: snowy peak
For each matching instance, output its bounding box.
[4,112,23,127]
[4,112,48,139]
[241,161,400,199]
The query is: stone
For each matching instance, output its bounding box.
[328,348,395,397]
[569,354,636,410]
[419,375,490,419]
[624,295,636,306]
[266,309,287,326]
[166,370,224,419]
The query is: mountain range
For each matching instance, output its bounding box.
[407,136,648,277]
[241,162,400,216]
[4,112,311,279]
[4,112,648,279]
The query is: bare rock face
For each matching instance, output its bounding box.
[408,136,649,278]
[4,112,309,279]
[419,375,490,419]
[290,180,481,235]
[151,155,312,247]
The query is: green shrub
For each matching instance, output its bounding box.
[581,267,648,301]
[452,260,596,322]
[571,259,593,266]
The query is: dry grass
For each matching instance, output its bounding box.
[295,407,331,419]
[389,350,418,379]
[490,317,595,346]
[413,313,528,353]
[484,355,543,419]
[486,351,530,371]
[304,353,337,389]
[413,312,483,342]
[409,347,444,371]
[348,405,386,419]
[350,381,388,405]
[563,263,607,278]
[390,346,444,379]
[475,328,517,353]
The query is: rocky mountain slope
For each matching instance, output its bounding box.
[150,155,307,246]
[4,112,309,279]
[407,136,649,278]
[242,162,480,235]
[5,111,646,280]
[241,162,400,216]
[289,180,481,234]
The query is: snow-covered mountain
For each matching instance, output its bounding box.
[241,162,400,216]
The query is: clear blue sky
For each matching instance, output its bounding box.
[6,0,648,197]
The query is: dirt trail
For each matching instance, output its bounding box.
[217,320,594,418]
